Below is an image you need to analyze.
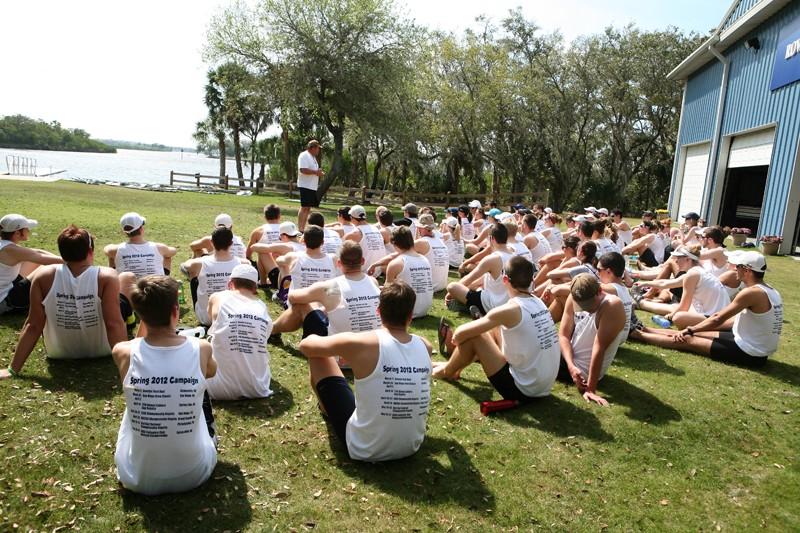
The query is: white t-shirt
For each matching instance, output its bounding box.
[322,228,343,256]
[327,275,382,336]
[207,292,273,400]
[422,235,449,292]
[195,255,242,325]
[501,296,560,397]
[258,223,282,245]
[115,241,165,278]
[42,265,111,359]
[288,252,338,292]
[115,337,216,495]
[346,330,430,462]
[396,253,433,318]
[297,150,319,190]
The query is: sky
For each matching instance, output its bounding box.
[0,0,732,148]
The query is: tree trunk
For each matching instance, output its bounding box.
[316,126,344,197]
[232,127,245,186]
[281,127,292,183]
[217,133,226,186]
[249,135,258,183]
[369,158,382,191]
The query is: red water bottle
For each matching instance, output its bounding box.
[480,399,520,415]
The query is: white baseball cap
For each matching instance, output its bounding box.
[597,208,609,216]
[725,250,767,272]
[279,221,301,237]
[0,214,38,232]
[229,263,259,283]
[544,207,553,214]
[215,213,234,228]
[120,212,145,233]
[445,216,458,228]
[468,200,482,209]
[670,246,700,261]
[584,206,597,213]
[349,205,367,220]
[497,212,514,222]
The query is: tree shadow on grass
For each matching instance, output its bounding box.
[121,461,252,531]
[212,379,294,419]
[613,346,686,376]
[334,436,495,511]
[752,359,800,388]
[601,375,682,425]
[31,357,120,400]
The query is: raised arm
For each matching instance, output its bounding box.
[1,273,48,378]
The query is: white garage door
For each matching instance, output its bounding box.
[728,127,775,168]
[677,143,710,218]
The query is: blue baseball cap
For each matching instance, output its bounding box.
[487,208,503,218]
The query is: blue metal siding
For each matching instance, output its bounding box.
[706,1,800,238]
[678,61,723,145]
[723,0,766,30]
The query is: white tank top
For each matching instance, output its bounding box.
[114,337,216,495]
[382,227,396,255]
[346,330,430,461]
[610,282,633,335]
[733,284,783,358]
[327,275,382,335]
[288,252,338,292]
[115,241,165,278]
[480,250,514,312]
[231,235,246,259]
[460,218,476,241]
[570,300,626,380]
[195,255,242,325]
[42,265,110,359]
[422,235,449,292]
[512,240,534,263]
[688,266,730,315]
[534,218,545,232]
[617,228,633,249]
[529,233,552,264]
[258,223,281,245]
[358,224,387,274]
[446,236,464,268]
[647,234,666,264]
[0,240,22,302]
[322,228,343,256]
[543,227,563,251]
[207,292,273,400]
[341,224,357,235]
[288,241,306,253]
[396,254,433,318]
[501,296,560,397]
[701,253,728,278]
[594,238,619,256]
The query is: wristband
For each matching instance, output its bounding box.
[7,366,19,378]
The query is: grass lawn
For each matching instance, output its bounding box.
[0,180,798,532]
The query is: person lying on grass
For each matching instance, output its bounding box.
[1,225,127,379]
[432,256,560,403]
[557,274,627,407]
[628,251,782,368]
[298,280,433,462]
[113,275,218,495]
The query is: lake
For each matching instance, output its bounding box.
[1,148,243,185]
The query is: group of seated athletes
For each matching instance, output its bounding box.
[0,200,783,495]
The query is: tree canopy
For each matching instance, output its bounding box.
[0,115,115,154]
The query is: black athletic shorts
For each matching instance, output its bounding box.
[299,187,320,208]
[465,290,487,316]
[709,332,767,368]
[0,275,31,313]
[303,309,329,338]
[119,294,134,321]
[488,363,536,403]
[315,376,355,444]
[639,248,659,268]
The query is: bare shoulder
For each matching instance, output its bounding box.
[112,339,134,357]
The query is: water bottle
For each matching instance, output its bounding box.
[628,253,639,270]
[651,316,672,328]
[176,326,206,338]
[178,281,185,305]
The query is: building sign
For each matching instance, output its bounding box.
[770,15,800,91]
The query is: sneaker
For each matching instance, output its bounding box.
[438,317,453,358]
[446,299,462,312]
[651,315,672,328]
[275,276,291,309]
[630,311,644,332]
[469,305,484,319]
[267,333,283,346]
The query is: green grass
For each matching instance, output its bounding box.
[0,180,798,531]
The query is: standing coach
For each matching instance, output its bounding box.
[297,140,325,231]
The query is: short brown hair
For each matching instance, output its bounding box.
[379,280,416,327]
[502,220,518,237]
[57,225,93,262]
[338,241,363,270]
[264,204,281,220]
[231,278,258,292]
[391,226,415,251]
[505,255,533,291]
[130,275,179,327]
[522,213,538,231]
[303,225,324,250]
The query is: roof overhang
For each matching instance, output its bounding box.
[667,0,794,81]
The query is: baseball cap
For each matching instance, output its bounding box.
[497,212,514,222]
[279,221,301,237]
[445,216,458,228]
[597,208,609,216]
[349,205,367,220]
[544,207,553,214]
[725,250,767,272]
[642,210,655,217]
[682,212,700,220]
[229,263,259,283]
[468,200,482,209]
[402,203,418,217]
[415,214,437,230]
[573,214,591,223]
[670,246,700,261]
[0,214,38,232]
[120,212,145,233]
[570,273,601,312]
[487,208,503,218]
[584,206,597,213]
[215,213,234,228]
[447,207,459,216]
[512,203,526,211]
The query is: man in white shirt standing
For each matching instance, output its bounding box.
[297,140,325,231]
